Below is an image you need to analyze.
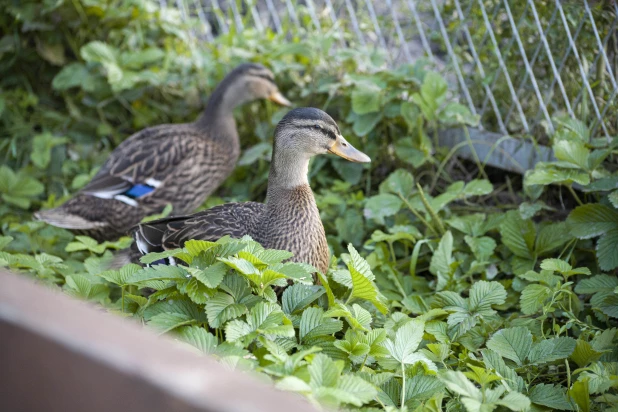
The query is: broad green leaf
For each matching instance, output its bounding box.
[364,193,403,222]
[383,319,425,364]
[529,383,574,410]
[469,280,506,312]
[381,169,414,197]
[351,82,382,114]
[429,231,454,286]
[205,292,247,328]
[567,204,618,239]
[500,211,535,259]
[553,139,590,170]
[282,284,325,315]
[148,312,196,333]
[497,392,531,411]
[520,284,552,315]
[597,229,618,271]
[439,370,481,400]
[299,307,343,344]
[347,245,387,314]
[570,340,604,368]
[527,337,576,364]
[486,327,532,366]
[177,326,218,354]
[574,274,618,294]
[568,380,590,412]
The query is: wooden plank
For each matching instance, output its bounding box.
[0,270,318,412]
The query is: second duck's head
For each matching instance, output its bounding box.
[210,63,291,110]
[274,108,371,163]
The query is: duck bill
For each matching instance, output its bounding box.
[328,135,371,163]
[268,91,292,107]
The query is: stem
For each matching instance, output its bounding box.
[416,183,446,236]
[566,185,584,206]
[566,359,571,389]
[399,194,439,237]
[400,363,406,408]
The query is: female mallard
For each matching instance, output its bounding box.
[35,63,291,241]
[133,108,370,275]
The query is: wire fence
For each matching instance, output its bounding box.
[162,0,618,140]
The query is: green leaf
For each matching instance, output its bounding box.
[554,139,590,170]
[486,327,532,366]
[462,179,493,197]
[351,82,382,114]
[381,169,415,197]
[574,274,618,294]
[300,307,343,344]
[500,211,535,259]
[148,312,196,333]
[205,292,247,328]
[218,256,259,275]
[282,284,325,315]
[568,380,590,412]
[567,204,618,239]
[353,112,383,136]
[191,261,228,288]
[383,319,425,364]
[364,194,403,222]
[527,337,576,364]
[529,383,574,410]
[429,231,454,288]
[439,370,481,400]
[31,133,68,169]
[177,326,218,355]
[570,340,604,368]
[535,222,572,255]
[98,263,141,286]
[597,229,618,271]
[468,280,506,313]
[347,245,388,314]
[520,284,552,315]
[497,392,531,411]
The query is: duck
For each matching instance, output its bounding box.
[133,107,371,275]
[35,63,291,242]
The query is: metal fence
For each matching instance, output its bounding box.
[163,0,618,140]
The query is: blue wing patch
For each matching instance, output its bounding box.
[124,184,156,198]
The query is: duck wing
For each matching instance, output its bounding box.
[81,124,201,203]
[134,202,265,253]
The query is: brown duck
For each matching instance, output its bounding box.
[35,63,291,241]
[133,107,371,275]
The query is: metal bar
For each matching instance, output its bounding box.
[344,0,366,47]
[585,0,618,91]
[387,0,412,63]
[525,2,572,118]
[429,0,477,116]
[247,0,265,33]
[229,0,244,32]
[478,2,530,123]
[305,0,322,30]
[555,0,609,138]
[453,0,506,134]
[265,0,283,34]
[211,0,229,35]
[194,0,215,41]
[503,0,553,133]
[285,0,300,28]
[364,0,389,52]
[477,0,529,132]
[405,0,434,60]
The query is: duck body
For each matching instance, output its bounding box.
[36,63,290,241]
[135,108,370,276]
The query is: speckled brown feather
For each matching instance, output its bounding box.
[35,63,283,242]
[139,185,329,274]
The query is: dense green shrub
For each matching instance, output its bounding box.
[1,1,617,411]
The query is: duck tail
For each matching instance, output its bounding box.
[34,207,107,230]
[132,221,168,255]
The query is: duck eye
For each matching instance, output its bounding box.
[314,124,321,130]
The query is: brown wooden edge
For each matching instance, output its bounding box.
[0,269,320,412]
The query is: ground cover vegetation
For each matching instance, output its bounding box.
[1,1,617,411]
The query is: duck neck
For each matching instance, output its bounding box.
[196,76,246,132]
[266,147,311,203]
